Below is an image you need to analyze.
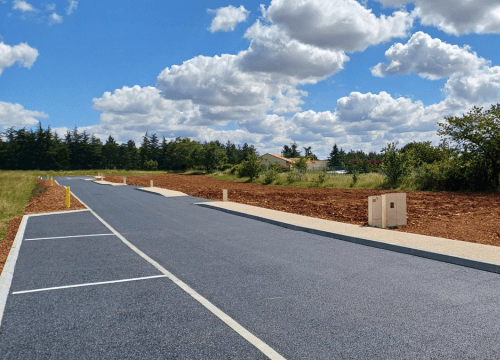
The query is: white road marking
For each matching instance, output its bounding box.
[25,233,115,241]
[26,209,90,217]
[12,275,167,295]
[69,188,286,360]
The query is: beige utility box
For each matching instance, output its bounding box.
[368,193,407,228]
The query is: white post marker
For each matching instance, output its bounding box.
[150,180,153,187]
[123,176,126,184]
[223,189,228,202]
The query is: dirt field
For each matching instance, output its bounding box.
[104,174,500,247]
[0,179,86,275]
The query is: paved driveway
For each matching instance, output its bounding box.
[1,177,500,359]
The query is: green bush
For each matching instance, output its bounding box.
[237,153,265,181]
[268,162,285,173]
[263,169,279,184]
[411,158,453,191]
[143,159,158,171]
[293,157,309,173]
[317,168,328,184]
[380,142,417,186]
[287,169,306,183]
[410,151,498,193]
[349,171,359,188]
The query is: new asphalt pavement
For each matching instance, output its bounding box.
[1,176,500,359]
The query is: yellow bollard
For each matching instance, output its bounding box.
[51,177,53,186]
[66,187,70,208]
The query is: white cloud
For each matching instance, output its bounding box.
[376,0,500,35]
[372,32,500,105]
[66,0,78,15]
[208,5,249,32]
[372,32,489,80]
[48,12,63,24]
[0,101,48,129]
[239,21,349,82]
[0,41,38,75]
[45,3,55,11]
[263,0,414,53]
[83,1,500,158]
[12,0,34,12]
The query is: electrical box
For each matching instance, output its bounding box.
[368,193,407,228]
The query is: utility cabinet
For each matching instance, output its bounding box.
[368,193,407,228]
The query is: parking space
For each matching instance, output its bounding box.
[0,193,274,359]
[1,274,266,359]
[23,211,111,239]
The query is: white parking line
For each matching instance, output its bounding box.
[12,275,167,295]
[70,187,286,360]
[25,233,115,241]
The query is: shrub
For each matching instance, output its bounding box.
[293,157,309,173]
[143,159,158,171]
[349,171,359,187]
[317,168,328,184]
[380,142,417,186]
[263,169,279,184]
[268,162,285,173]
[287,169,306,183]
[412,151,498,193]
[237,153,265,181]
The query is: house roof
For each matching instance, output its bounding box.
[264,154,324,165]
[264,153,295,163]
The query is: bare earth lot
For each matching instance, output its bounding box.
[0,179,86,274]
[105,174,500,247]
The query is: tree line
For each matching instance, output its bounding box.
[0,124,257,171]
[1,102,499,193]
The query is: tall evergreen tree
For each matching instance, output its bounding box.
[327,144,340,168]
[102,135,120,169]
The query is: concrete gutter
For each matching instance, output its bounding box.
[196,201,500,274]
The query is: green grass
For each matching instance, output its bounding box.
[207,171,398,190]
[0,171,39,242]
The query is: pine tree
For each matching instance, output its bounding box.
[327,144,340,168]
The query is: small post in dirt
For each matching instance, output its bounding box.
[51,177,53,186]
[150,180,153,187]
[223,189,228,202]
[123,176,126,184]
[66,187,71,208]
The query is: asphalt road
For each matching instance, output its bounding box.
[1,176,500,359]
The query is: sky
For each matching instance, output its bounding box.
[1,0,500,159]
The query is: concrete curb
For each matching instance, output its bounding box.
[0,215,28,327]
[196,203,500,275]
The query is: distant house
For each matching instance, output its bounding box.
[261,154,328,171]
[261,153,294,170]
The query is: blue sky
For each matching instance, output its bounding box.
[1,0,500,158]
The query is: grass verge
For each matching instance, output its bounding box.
[0,171,39,241]
[207,171,394,190]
